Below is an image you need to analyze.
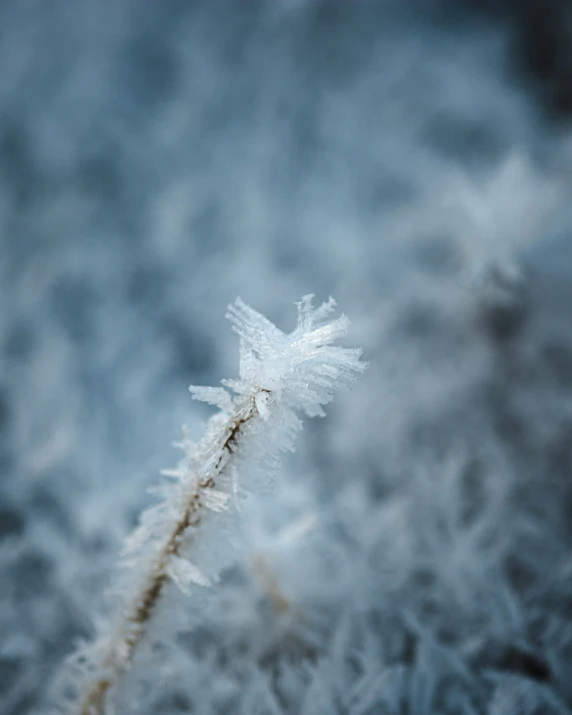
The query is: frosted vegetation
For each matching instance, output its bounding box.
[68,296,366,714]
[1,1,572,714]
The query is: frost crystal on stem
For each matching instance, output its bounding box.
[71,295,366,715]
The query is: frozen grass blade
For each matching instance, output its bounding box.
[70,295,366,715]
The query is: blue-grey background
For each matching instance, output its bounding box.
[1,1,572,713]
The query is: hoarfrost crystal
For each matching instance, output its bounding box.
[69,295,366,715]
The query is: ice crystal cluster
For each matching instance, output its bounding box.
[68,296,366,714]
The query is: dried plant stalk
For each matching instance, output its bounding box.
[70,295,366,714]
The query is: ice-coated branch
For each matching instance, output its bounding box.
[71,295,366,715]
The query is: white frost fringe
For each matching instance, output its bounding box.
[67,295,366,715]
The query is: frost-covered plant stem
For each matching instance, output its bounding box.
[77,396,261,715]
[73,296,366,715]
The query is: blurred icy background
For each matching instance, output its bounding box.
[1,0,572,713]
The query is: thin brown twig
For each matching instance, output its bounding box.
[77,399,260,715]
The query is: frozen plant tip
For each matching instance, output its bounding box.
[70,295,366,715]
